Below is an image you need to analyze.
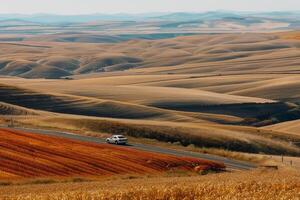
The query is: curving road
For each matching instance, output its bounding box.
[5,126,256,170]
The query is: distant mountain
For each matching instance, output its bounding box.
[149,11,242,21]
[0,11,299,24]
[0,11,298,35]
[0,19,39,26]
[0,13,164,24]
[253,11,300,19]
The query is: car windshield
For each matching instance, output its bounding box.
[118,136,125,138]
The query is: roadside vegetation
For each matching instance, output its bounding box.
[5,116,300,156]
[0,116,275,164]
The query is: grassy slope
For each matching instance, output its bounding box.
[0,78,273,105]
[6,115,300,156]
[1,76,299,126]
[0,83,207,121]
[278,31,300,40]
[0,102,39,115]
[264,119,300,136]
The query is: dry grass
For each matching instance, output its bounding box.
[0,102,39,115]
[0,168,299,200]
[264,119,300,136]
[278,31,300,40]
[99,136,299,166]
[9,115,300,156]
[125,137,268,164]
[0,82,248,123]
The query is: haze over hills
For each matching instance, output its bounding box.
[1,11,300,23]
[0,11,299,36]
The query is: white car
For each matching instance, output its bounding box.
[106,135,128,145]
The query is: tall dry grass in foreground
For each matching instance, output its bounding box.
[1,168,299,200]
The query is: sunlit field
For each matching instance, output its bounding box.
[0,168,299,200]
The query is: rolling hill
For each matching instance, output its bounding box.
[264,119,300,136]
[0,32,299,79]
[0,83,192,121]
[0,31,300,158]
[0,102,39,115]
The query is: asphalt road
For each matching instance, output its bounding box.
[4,126,256,170]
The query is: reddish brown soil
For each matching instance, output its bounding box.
[0,128,224,179]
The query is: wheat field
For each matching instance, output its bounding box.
[0,168,299,200]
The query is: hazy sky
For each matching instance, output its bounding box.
[0,0,299,14]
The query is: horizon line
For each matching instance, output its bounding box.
[0,10,300,16]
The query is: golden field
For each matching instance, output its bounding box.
[0,168,299,200]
